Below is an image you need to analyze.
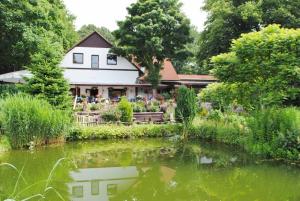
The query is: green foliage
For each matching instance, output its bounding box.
[101,109,121,123]
[211,25,300,109]
[77,24,115,43]
[0,0,78,74]
[199,83,241,111]
[197,0,300,72]
[161,92,172,100]
[246,107,300,160]
[175,86,197,123]
[113,0,191,88]
[0,136,11,152]
[175,86,197,139]
[0,95,72,149]
[23,31,71,110]
[0,84,21,98]
[68,124,181,140]
[147,101,160,112]
[132,101,147,112]
[118,97,133,122]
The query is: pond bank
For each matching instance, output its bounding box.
[0,136,11,152]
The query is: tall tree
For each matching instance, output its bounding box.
[0,0,78,74]
[172,26,203,74]
[113,0,191,90]
[197,0,300,73]
[24,30,71,110]
[77,24,115,43]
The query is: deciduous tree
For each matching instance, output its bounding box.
[113,0,191,89]
[0,0,78,74]
[197,0,300,73]
[211,25,300,109]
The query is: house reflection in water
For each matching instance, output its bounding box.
[68,166,138,201]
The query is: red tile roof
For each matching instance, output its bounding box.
[178,74,217,81]
[160,60,179,81]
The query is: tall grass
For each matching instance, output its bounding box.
[0,95,72,149]
[0,159,67,201]
[246,107,300,159]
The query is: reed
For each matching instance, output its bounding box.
[0,95,72,149]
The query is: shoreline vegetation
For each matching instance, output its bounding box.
[0,93,299,163]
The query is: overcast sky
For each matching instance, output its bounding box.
[63,0,207,31]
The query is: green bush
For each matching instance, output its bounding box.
[246,107,300,160]
[0,95,72,149]
[118,97,133,122]
[161,92,172,100]
[190,115,247,145]
[67,124,182,140]
[0,84,20,98]
[199,83,242,111]
[175,86,197,123]
[132,101,146,112]
[211,25,300,108]
[101,108,121,122]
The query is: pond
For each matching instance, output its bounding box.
[1,139,300,201]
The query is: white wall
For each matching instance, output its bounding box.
[60,47,137,70]
[64,69,139,85]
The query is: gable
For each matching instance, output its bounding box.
[72,32,113,50]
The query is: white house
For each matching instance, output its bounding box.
[0,32,217,100]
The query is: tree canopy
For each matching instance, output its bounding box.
[113,0,191,88]
[77,24,115,43]
[0,0,78,74]
[197,0,300,73]
[210,25,300,109]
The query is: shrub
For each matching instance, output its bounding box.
[118,97,133,122]
[101,108,121,122]
[175,86,197,138]
[67,124,182,140]
[246,107,300,160]
[161,92,172,100]
[0,84,20,98]
[132,101,146,112]
[89,103,100,111]
[0,95,72,149]
[175,86,197,122]
[211,25,300,108]
[199,83,242,111]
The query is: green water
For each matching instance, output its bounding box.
[1,139,300,201]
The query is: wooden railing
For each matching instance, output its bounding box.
[75,112,166,126]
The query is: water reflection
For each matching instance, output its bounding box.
[1,139,300,201]
[68,166,138,201]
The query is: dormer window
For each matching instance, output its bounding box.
[107,54,117,65]
[91,55,99,68]
[73,53,83,64]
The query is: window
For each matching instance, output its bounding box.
[107,54,117,65]
[91,55,99,68]
[91,180,99,195]
[73,53,83,64]
[72,186,83,198]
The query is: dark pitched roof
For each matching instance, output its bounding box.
[67,31,113,53]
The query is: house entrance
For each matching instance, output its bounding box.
[90,87,99,97]
[108,88,127,100]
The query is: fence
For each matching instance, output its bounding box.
[75,112,167,126]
